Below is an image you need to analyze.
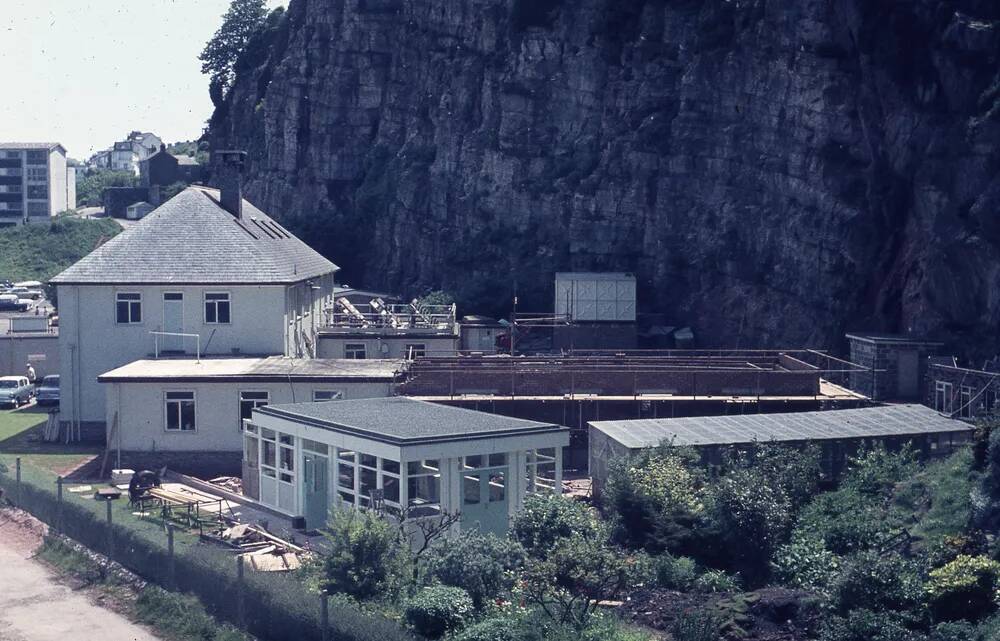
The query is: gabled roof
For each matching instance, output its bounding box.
[0,142,66,153]
[51,186,338,285]
[173,154,200,166]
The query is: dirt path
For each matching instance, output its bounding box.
[0,509,160,641]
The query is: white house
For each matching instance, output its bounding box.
[245,397,569,533]
[98,357,405,470]
[51,151,339,438]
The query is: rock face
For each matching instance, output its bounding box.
[210,0,1000,357]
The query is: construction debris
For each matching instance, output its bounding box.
[212,522,309,572]
[208,476,243,494]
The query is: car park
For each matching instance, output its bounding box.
[35,375,59,406]
[0,376,34,407]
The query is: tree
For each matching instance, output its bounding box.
[199,0,269,103]
[510,494,603,559]
[422,531,526,608]
[321,509,408,600]
[75,170,138,207]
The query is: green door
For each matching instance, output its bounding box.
[460,466,509,536]
[302,453,329,530]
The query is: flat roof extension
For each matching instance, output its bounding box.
[98,356,406,383]
[846,333,944,346]
[257,396,564,445]
[590,404,970,450]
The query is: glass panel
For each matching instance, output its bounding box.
[279,434,293,446]
[465,455,484,469]
[360,454,377,469]
[488,453,507,467]
[382,476,399,503]
[302,439,328,454]
[360,467,377,500]
[263,441,276,467]
[338,449,356,463]
[338,463,355,491]
[179,400,195,431]
[488,470,505,503]
[261,428,275,441]
[338,491,355,504]
[464,475,480,505]
[244,437,258,464]
[280,446,294,472]
[382,459,400,475]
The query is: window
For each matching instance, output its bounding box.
[26,202,47,216]
[960,385,974,419]
[313,390,343,402]
[278,434,294,483]
[26,167,46,181]
[337,449,357,505]
[407,459,441,516]
[935,381,954,414]
[164,391,195,431]
[26,184,46,199]
[25,150,46,165]
[404,344,426,359]
[261,429,277,478]
[344,343,366,359]
[205,292,231,324]
[239,391,269,430]
[116,292,142,324]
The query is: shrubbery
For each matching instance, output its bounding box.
[422,531,525,607]
[404,586,474,638]
[772,533,841,591]
[322,509,408,600]
[831,551,923,614]
[511,494,603,559]
[925,555,1000,621]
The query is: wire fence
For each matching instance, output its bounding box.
[0,458,414,641]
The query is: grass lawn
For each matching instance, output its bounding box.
[0,406,101,475]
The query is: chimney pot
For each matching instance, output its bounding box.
[213,150,247,219]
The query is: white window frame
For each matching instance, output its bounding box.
[164,390,196,432]
[115,292,142,324]
[960,385,974,419]
[404,343,426,359]
[935,381,954,414]
[204,291,231,324]
[344,343,366,359]
[238,390,269,430]
[312,389,344,402]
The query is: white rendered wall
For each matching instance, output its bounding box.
[59,283,290,423]
[317,335,457,359]
[47,148,68,215]
[105,378,394,451]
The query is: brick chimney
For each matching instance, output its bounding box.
[213,150,247,219]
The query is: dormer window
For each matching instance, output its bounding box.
[205,292,231,324]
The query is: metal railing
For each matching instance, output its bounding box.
[150,331,201,361]
[325,299,457,331]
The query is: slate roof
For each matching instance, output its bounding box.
[257,397,564,445]
[51,186,338,285]
[590,404,971,450]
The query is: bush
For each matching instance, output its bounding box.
[423,531,525,608]
[321,509,409,601]
[925,555,1000,621]
[843,445,918,497]
[773,533,841,592]
[929,621,977,641]
[603,446,707,553]
[693,569,740,593]
[404,586,474,638]
[511,494,603,559]
[831,551,923,615]
[448,616,524,641]
[796,488,897,555]
[670,610,721,641]
[819,609,922,641]
[651,554,700,590]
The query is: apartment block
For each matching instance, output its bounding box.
[0,142,72,226]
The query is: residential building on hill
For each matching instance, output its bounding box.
[0,142,73,225]
[51,151,339,437]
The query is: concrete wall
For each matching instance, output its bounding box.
[104,378,394,452]
[66,166,76,209]
[317,335,457,359]
[47,148,67,215]
[59,283,290,424]
[285,273,337,358]
[0,334,58,378]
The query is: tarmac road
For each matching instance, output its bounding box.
[0,535,159,641]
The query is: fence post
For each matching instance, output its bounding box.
[321,590,329,641]
[167,524,175,590]
[15,457,21,507]
[236,554,246,630]
[105,499,114,563]
[56,476,63,535]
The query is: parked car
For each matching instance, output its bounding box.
[0,376,34,408]
[22,289,44,300]
[0,294,30,312]
[35,375,59,406]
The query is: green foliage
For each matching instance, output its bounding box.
[669,609,722,641]
[894,448,975,544]
[843,445,918,497]
[925,555,1000,622]
[511,494,603,559]
[322,508,409,601]
[831,551,923,615]
[161,181,190,202]
[522,534,644,630]
[423,531,525,608]
[75,169,138,206]
[795,487,897,555]
[404,586,474,638]
[710,466,793,583]
[449,616,523,641]
[929,621,977,641]
[416,290,455,307]
[772,533,841,592]
[135,587,248,641]
[738,443,823,510]
[651,553,700,590]
[819,609,923,641]
[603,446,707,553]
[199,0,269,99]
[693,569,740,593]
[0,217,121,284]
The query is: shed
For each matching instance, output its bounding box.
[588,404,973,494]
[245,397,569,532]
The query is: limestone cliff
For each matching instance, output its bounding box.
[209,0,1000,357]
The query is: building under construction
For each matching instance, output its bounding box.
[398,350,870,470]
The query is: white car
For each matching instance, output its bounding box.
[0,376,34,408]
